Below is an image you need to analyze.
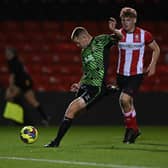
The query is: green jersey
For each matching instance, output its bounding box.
[80,34,119,87]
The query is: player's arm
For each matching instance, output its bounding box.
[108,17,123,40]
[70,82,80,92]
[70,75,84,92]
[146,40,160,76]
[70,74,86,92]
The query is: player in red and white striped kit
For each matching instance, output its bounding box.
[109,7,160,143]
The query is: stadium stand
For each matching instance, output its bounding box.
[0,0,167,92]
[0,20,168,92]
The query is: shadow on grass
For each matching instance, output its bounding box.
[23,141,168,153]
[81,142,168,153]
[109,146,168,153]
[138,142,168,147]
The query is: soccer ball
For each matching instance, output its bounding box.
[20,126,38,144]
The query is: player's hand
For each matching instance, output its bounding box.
[108,17,117,32]
[70,83,80,92]
[145,64,156,76]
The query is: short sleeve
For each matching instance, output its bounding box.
[145,31,153,44]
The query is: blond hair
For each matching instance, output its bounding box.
[71,27,88,40]
[120,7,137,18]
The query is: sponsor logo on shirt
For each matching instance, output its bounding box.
[84,54,95,63]
[118,42,144,49]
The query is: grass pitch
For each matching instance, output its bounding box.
[0,125,168,168]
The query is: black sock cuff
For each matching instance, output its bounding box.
[64,116,73,122]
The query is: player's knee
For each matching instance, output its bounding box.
[65,97,86,118]
[65,103,80,118]
[26,98,39,107]
[119,95,131,107]
[30,101,39,107]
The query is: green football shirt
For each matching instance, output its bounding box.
[80,34,119,87]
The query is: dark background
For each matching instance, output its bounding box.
[0,90,167,126]
[0,0,167,21]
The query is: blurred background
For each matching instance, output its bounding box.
[0,0,167,126]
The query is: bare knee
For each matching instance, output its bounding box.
[119,93,132,112]
[27,98,39,107]
[65,97,86,119]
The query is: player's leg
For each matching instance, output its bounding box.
[44,84,100,147]
[119,92,141,143]
[44,97,86,147]
[24,89,49,125]
[20,77,49,125]
[117,74,143,143]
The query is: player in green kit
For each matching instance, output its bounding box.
[44,19,123,147]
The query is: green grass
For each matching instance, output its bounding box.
[0,125,168,168]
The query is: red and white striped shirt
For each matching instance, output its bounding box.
[117,27,153,76]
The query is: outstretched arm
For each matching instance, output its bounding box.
[108,17,123,40]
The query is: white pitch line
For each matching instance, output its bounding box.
[0,156,152,168]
